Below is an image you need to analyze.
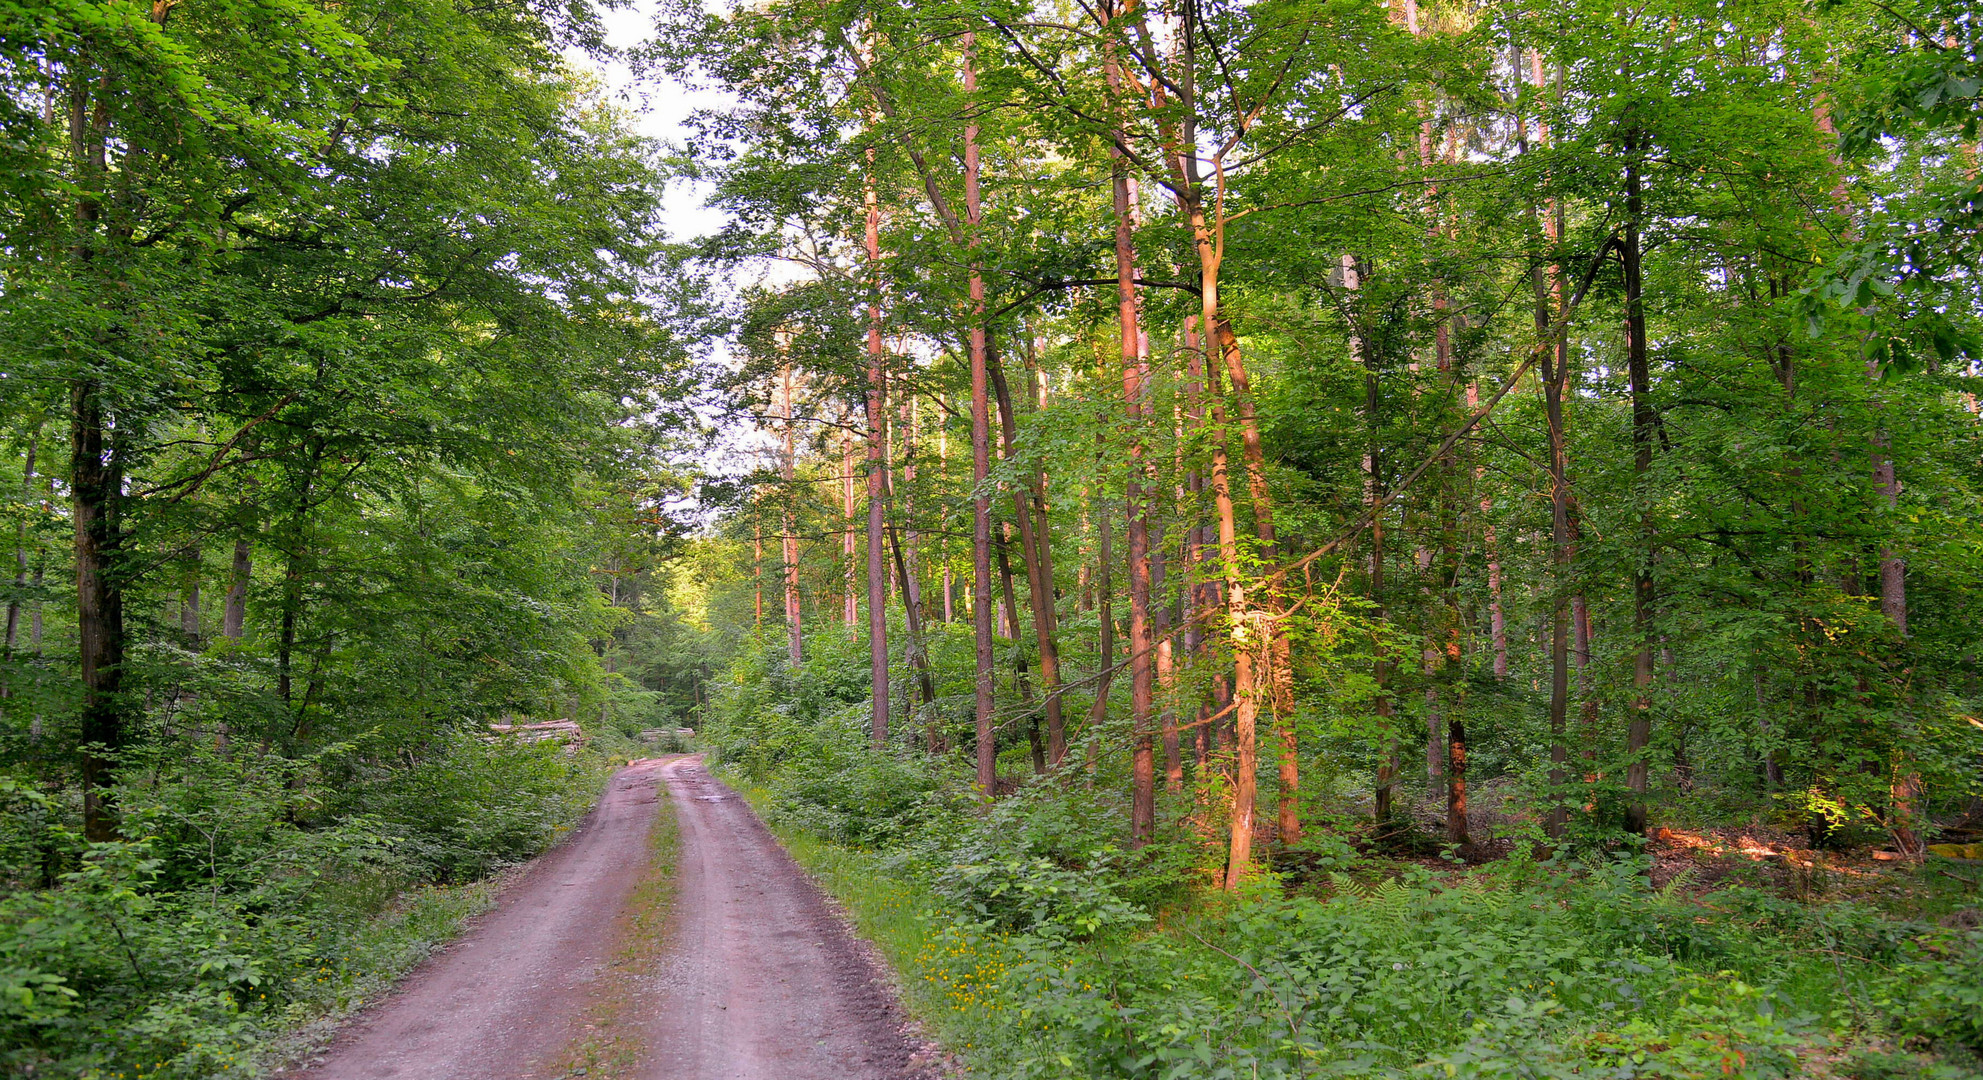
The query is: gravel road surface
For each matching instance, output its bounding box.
[283,755,923,1080]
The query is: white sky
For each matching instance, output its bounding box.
[583,0,735,242]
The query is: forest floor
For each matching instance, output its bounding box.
[275,755,931,1080]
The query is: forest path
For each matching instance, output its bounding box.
[634,755,925,1080]
[282,754,924,1080]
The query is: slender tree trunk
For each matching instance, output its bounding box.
[1106,139,1157,844]
[995,534,1044,774]
[939,407,955,623]
[1540,267,1574,844]
[865,155,890,748]
[73,379,127,842]
[1183,320,1213,772]
[781,366,803,666]
[964,36,997,801]
[1018,334,1067,764]
[1155,539,1181,792]
[1349,257,1399,829]
[1622,132,1656,836]
[1210,337,1259,888]
[990,346,1067,769]
[885,518,937,706]
[1523,49,1573,843]
[1088,483,1116,749]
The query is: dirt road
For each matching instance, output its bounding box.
[286,755,923,1080]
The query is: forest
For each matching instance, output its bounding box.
[2,0,1982,1077]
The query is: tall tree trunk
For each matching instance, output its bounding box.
[1107,146,1157,845]
[1134,8,1280,859]
[939,406,955,623]
[1183,319,1214,772]
[1349,257,1399,829]
[1021,341,1068,766]
[990,346,1066,768]
[69,72,126,842]
[1523,48,1573,843]
[781,367,803,665]
[1099,15,1156,841]
[73,379,126,842]
[1209,326,1259,888]
[865,155,890,749]
[964,35,998,801]
[995,533,1044,774]
[1207,308,1296,844]
[885,517,937,708]
[1155,537,1181,791]
[1539,264,1574,844]
[1622,130,1656,836]
[1087,482,1116,752]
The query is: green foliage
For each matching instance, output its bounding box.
[707,634,959,848]
[0,735,606,1077]
[1887,928,1983,1055]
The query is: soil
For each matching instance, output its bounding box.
[282,755,925,1080]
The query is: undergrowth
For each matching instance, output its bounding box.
[0,732,617,1079]
[708,640,1983,1080]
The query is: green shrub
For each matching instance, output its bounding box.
[0,729,608,1078]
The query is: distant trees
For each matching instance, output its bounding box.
[664,0,1982,871]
